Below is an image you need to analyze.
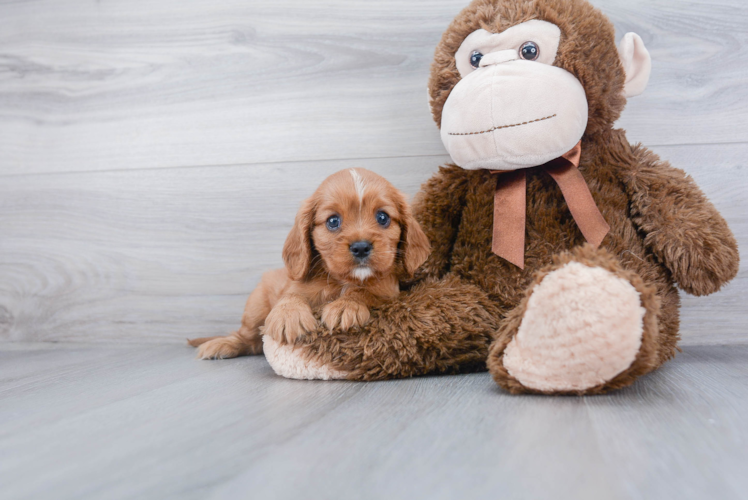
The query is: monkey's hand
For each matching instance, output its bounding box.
[624,144,739,296]
[263,294,318,344]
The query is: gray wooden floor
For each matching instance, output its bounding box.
[1,343,747,500]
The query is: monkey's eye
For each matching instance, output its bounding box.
[470,50,483,68]
[326,215,341,231]
[519,41,539,61]
[375,211,391,228]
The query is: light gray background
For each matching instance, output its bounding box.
[1,1,746,499]
[0,0,745,345]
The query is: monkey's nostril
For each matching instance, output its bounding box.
[349,241,373,260]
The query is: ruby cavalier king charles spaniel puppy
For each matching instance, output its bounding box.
[189,168,431,359]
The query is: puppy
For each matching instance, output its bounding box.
[188,168,431,360]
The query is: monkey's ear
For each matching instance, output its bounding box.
[618,32,652,98]
[282,196,315,281]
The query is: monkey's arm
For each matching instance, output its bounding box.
[411,165,470,281]
[283,274,503,380]
[622,144,739,296]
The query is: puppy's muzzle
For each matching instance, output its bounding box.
[349,240,373,262]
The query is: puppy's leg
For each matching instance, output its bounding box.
[321,297,370,331]
[190,269,287,359]
[321,277,398,331]
[263,293,318,345]
[190,326,263,360]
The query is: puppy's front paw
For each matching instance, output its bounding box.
[263,298,317,344]
[321,298,370,331]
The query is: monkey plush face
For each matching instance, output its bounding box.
[429,0,652,171]
[442,20,587,170]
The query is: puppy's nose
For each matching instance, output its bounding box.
[349,240,373,260]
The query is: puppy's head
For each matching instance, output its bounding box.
[283,168,431,283]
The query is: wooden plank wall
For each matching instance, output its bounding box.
[1,0,746,345]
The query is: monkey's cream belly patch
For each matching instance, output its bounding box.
[502,262,645,392]
[263,336,348,380]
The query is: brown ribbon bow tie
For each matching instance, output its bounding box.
[489,141,610,269]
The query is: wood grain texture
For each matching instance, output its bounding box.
[0,0,746,175]
[0,156,448,343]
[1,2,745,498]
[0,343,746,500]
[0,0,746,346]
[0,144,745,345]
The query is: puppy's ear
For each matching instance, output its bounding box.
[282,196,316,281]
[398,200,431,276]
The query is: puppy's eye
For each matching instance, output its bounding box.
[326,215,341,231]
[375,211,390,228]
[470,50,483,68]
[519,41,539,61]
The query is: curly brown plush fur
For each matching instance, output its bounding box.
[289,275,502,379]
[264,0,738,394]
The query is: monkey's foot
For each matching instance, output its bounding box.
[488,247,661,394]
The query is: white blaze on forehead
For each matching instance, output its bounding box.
[349,169,366,204]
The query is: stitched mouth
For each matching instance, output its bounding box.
[448,114,556,136]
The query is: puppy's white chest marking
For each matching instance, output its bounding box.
[349,169,366,205]
[352,267,373,281]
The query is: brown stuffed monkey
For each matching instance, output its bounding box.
[258,0,740,395]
